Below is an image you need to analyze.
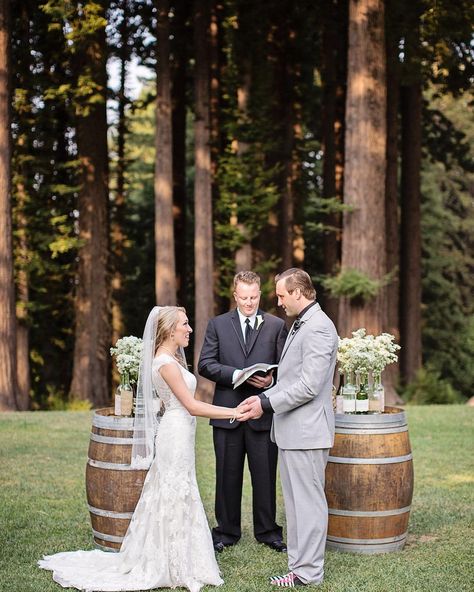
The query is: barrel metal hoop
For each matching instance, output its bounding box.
[336,426,408,435]
[92,414,134,430]
[87,459,138,471]
[335,411,407,429]
[328,453,413,465]
[92,529,124,544]
[327,532,407,545]
[328,505,411,517]
[326,538,407,554]
[88,504,134,519]
[89,433,135,445]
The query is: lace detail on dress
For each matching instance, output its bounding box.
[152,353,197,412]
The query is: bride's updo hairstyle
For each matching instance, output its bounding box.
[155,306,187,362]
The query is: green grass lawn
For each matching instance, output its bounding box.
[0,406,473,592]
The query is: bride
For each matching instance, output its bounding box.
[39,306,244,592]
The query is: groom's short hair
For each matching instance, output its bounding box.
[233,270,261,289]
[276,268,316,300]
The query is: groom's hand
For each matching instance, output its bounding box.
[237,396,264,421]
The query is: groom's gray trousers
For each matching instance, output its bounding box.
[279,448,329,585]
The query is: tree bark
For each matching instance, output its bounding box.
[155,0,176,305]
[400,82,422,384]
[111,3,128,349]
[0,0,18,411]
[15,180,30,410]
[193,0,214,397]
[339,0,387,337]
[69,5,110,406]
[321,0,347,323]
[384,0,402,404]
[171,0,189,307]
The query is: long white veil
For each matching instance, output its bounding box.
[130,305,186,469]
[131,306,161,469]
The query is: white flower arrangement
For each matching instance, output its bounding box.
[337,328,400,376]
[110,335,143,384]
[256,314,264,330]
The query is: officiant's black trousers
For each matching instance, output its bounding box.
[212,423,282,545]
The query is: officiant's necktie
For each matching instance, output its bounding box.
[244,317,252,347]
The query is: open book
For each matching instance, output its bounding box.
[233,363,278,389]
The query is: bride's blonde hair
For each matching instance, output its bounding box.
[155,306,187,363]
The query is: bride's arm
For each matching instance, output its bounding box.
[159,363,244,420]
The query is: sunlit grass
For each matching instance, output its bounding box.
[0,406,472,591]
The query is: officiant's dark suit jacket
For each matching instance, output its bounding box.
[198,307,288,545]
[198,308,288,430]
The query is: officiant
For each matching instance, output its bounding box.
[198,271,288,553]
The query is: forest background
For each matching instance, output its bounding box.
[0,0,472,412]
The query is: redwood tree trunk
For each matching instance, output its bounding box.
[384,0,402,404]
[69,7,110,406]
[171,0,189,307]
[15,182,30,409]
[339,0,387,337]
[0,0,18,411]
[400,82,422,384]
[321,0,347,323]
[194,0,214,395]
[155,0,176,305]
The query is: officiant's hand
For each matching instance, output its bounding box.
[237,396,263,421]
[246,369,273,389]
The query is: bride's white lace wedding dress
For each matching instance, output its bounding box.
[39,354,223,592]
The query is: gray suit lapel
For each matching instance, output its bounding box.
[279,303,321,363]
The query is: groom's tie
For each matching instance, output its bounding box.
[244,318,252,348]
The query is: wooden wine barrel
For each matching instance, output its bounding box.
[85,408,148,551]
[325,406,414,554]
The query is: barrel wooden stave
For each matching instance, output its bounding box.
[325,407,414,554]
[85,408,148,552]
[326,462,413,511]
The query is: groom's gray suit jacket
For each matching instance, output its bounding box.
[264,302,338,450]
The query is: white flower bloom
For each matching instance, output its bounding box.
[110,335,143,384]
[337,328,400,376]
[256,315,264,330]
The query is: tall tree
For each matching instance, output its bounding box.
[383,0,402,399]
[155,0,176,304]
[321,0,347,323]
[171,0,190,307]
[193,0,214,381]
[338,0,387,337]
[399,3,422,384]
[0,0,18,411]
[69,1,110,405]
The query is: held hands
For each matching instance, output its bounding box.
[236,396,264,421]
[230,403,250,423]
[246,369,274,389]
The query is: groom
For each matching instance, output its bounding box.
[239,268,338,587]
[198,270,288,553]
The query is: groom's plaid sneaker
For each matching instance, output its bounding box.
[270,572,305,587]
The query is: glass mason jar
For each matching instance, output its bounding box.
[341,372,357,414]
[370,372,385,414]
[116,372,134,417]
[355,372,369,414]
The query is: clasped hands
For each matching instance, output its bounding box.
[232,369,272,421]
[234,396,264,422]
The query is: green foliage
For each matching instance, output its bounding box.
[403,366,463,405]
[421,88,474,398]
[321,268,395,302]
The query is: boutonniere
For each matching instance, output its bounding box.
[291,319,304,335]
[256,314,264,330]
